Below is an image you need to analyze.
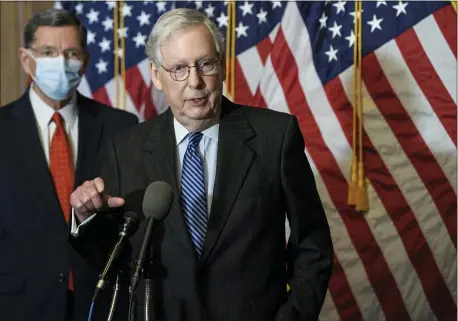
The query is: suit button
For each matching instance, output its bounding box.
[59,273,65,282]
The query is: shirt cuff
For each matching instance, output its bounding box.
[70,208,97,236]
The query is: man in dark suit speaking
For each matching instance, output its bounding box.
[70,8,333,321]
[0,8,138,321]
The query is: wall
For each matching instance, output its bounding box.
[0,2,53,106]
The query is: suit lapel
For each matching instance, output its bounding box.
[11,92,64,223]
[142,109,195,255]
[200,98,255,262]
[74,94,103,187]
[141,101,256,260]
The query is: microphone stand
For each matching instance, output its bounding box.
[127,250,155,321]
[128,268,138,321]
[106,268,123,321]
[144,256,154,321]
[144,278,153,321]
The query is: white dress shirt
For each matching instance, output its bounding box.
[29,86,79,166]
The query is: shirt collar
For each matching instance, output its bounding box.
[174,117,220,145]
[29,86,78,130]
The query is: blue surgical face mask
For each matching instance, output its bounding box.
[28,51,83,101]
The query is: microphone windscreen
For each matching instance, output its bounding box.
[124,211,140,222]
[142,181,173,220]
[119,211,141,239]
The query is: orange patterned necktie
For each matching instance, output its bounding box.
[49,112,75,291]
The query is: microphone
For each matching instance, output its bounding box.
[130,181,173,294]
[92,211,141,302]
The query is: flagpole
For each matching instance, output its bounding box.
[230,1,236,102]
[355,0,368,211]
[114,2,119,109]
[120,0,126,111]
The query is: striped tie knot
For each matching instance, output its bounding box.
[188,132,203,147]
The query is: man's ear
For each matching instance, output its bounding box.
[150,62,163,91]
[18,48,34,76]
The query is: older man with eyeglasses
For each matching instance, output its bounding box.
[0,8,138,321]
[70,8,334,321]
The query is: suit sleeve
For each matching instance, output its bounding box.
[276,116,334,321]
[70,137,124,270]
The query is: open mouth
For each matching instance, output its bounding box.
[188,96,209,104]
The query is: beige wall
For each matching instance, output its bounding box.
[0,1,53,106]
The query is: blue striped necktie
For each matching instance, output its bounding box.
[181,132,208,257]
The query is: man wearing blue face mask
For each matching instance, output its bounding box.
[26,47,84,102]
[0,8,138,321]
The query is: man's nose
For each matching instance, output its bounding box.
[188,67,204,88]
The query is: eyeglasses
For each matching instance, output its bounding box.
[28,46,85,61]
[161,59,220,81]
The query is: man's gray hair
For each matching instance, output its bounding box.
[145,8,225,67]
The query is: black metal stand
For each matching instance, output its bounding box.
[106,269,123,321]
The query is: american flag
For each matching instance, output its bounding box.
[56,1,457,320]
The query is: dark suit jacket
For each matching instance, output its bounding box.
[96,96,334,321]
[0,90,138,321]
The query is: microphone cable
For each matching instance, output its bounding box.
[87,301,95,321]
